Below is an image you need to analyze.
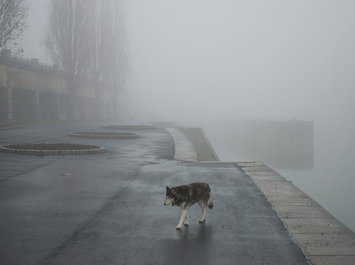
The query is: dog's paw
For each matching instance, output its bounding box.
[199,219,205,224]
[184,223,189,226]
[176,226,181,230]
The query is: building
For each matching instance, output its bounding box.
[0,49,113,122]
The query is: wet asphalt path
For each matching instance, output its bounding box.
[0,123,308,265]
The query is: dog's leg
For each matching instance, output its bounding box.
[176,208,187,230]
[198,202,207,223]
[184,210,189,226]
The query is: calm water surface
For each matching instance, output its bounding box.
[202,119,355,232]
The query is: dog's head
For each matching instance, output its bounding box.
[164,186,176,206]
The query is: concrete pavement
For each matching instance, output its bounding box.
[168,127,355,265]
[0,123,309,265]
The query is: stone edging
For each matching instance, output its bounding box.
[0,145,106,156]
[192,128,220,161]
[0,125,24,130]
[164,128,197,162]
[238,161,355,265]
[68,132,140,139]
[103,125,156,130]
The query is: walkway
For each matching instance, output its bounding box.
[170,126,355,265]
[0,123,309,264]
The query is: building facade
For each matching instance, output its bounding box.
[0,49,113,122]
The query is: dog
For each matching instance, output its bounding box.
[164,182,213,230]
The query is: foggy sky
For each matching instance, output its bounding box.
[21,0,355,125]
[22,0,49,63]
[123,0,355,124]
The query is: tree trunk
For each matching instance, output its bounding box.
[93,77,101,122]
[112,87,118,122]
[67,78,76,122]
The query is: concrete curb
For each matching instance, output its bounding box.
[164,128,197,162]
[238,161,355,265]
[103,125,156,130]
[194,128,219,161]
[0,145,106,156]
[68,132,140,139]
[0,125,24,130]
[167,127,219,162]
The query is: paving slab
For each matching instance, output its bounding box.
[295,233,355,255]
[283,218,352,234]
[274,205,334,219]
[242,165,274,172]
[253,180,296,189]
[237,161,265,167]
[308,255,355,265]
[250,174,287,183]
[248,170,286,177]
[257,185,306,196]
[238,162,355,265]
[266,194,318,206]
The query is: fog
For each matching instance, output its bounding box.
[21,1,355,230]
[122,0,355,231]
[124,0,355,124]
[22,0,49,63]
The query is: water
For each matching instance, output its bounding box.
[202,119,355,232]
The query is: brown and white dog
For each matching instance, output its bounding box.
[164,182,214,230]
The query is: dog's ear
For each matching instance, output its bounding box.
[166,186,171,192]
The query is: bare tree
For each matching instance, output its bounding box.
[89,0,127,121]
[89,1,112,121]
[45,0,93,121]
[109,0,128,122]
[0,0,28,48]
[46,0,127,121]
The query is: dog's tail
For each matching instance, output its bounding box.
[207,193,214,209]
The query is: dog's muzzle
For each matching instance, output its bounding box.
[164,197,175,206]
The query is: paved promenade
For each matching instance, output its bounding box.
[171,127,355,265]
[1,123,310,264]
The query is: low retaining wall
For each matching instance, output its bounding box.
[0,144,106,156]
[238,161,355,265]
